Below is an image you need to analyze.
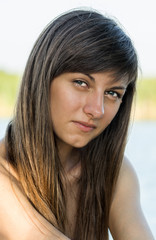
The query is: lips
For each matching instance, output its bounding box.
[73,121,96,132]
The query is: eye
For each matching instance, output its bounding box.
[73,79,88,88]
[105,90,122,100]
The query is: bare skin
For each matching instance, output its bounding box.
[0,154,70,240]
[109,158,154,240]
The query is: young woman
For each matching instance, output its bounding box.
[0,9,154,240]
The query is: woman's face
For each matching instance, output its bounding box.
[50,72,127,149]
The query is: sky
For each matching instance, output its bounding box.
[0,0,156,77]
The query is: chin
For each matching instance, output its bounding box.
[70,142,87,149]
[70,138,93,149]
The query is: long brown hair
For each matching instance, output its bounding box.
[5,9,138,240]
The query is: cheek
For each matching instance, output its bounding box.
[50,88,82,121]
[110,104,121,118]
[102,103,121,126]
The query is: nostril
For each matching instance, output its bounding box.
[82,91,105,118]
[83,100,104,119]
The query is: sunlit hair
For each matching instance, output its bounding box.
[5,9,138,240]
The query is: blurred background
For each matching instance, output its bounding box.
[0,0,156,238]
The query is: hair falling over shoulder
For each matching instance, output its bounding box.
[5,9,138,240]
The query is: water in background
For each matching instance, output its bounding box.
[0,118,156,238]
[125,121,156,238]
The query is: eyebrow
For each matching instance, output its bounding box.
[84,73,95,82]
[84,73,127,90]
[109,86,127,91]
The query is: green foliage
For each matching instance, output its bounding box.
[0,70,156,119]
[0,70,21,105]
[137,78,156,103]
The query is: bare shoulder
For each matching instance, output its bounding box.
[0,156,45,239]
[114,157,140,197]
[109,156,154,240]
[0,157,69,240]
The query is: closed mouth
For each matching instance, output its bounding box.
[73,121,96,129]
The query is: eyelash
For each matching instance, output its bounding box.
[105,91,122,99]
[73,80,122,99]
[73,79,88,87]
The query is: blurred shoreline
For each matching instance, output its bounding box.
[0,70,156,121]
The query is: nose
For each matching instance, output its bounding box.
[83,91,104,119]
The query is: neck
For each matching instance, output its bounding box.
[56,139,80,173]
